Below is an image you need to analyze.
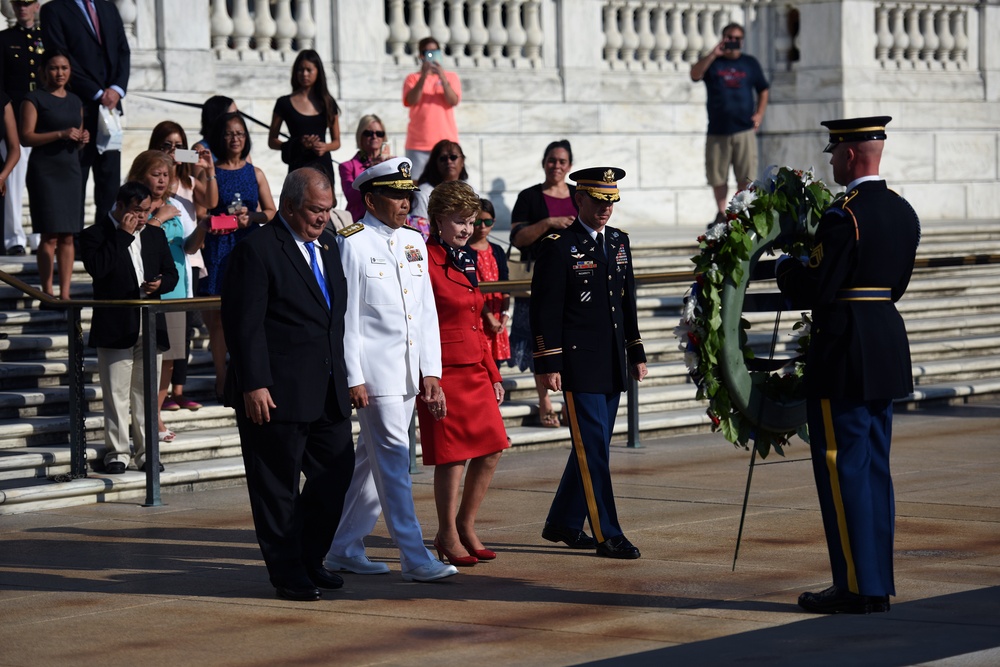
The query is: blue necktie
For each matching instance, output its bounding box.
[304,242,330,308]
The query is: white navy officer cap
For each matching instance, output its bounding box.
[352,157,421,194]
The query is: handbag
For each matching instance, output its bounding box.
[96,106,123,155]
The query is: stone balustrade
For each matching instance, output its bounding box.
[875,0,974,70]
[209,0,319,60]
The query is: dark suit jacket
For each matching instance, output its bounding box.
[221,218,351,423]
[81,215,179,350]
[40,0,129,106]
[777,180,920,400]
[530,219,645,394]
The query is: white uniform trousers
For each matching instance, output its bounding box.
[327,394,435,571]
[2,142,29,251]
[97,341,161,467]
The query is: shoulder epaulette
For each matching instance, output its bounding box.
[402,224,422,233]
[544,233,561,241]
[337,222,364,237]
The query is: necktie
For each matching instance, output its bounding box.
[85,0,102,44]
[596,232,606,260]
[304,242,330,308]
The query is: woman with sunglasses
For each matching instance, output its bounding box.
[416,181,509,567]
[410,139,470,239]
[467,198,510,363]
[268,49,341,189]
[339,114,391,222]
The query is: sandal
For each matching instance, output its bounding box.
[158,430,176,443]
[539,410,560,428]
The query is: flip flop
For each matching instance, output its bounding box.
[158,430,176,442]
[539,410,560,428]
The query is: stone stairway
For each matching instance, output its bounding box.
[1,221,999,514]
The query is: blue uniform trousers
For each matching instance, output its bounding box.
[546,391,623,543]
[807,397,896,597]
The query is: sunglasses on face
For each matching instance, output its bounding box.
[160,142,184,152]
[473,218,494,227]
[362,130,386,138]
[438,154,462,162]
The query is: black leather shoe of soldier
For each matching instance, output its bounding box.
[541,523,597,549]
[596,534,640,559]
[307,567,344,590]
[275,584,321,601]
[798,585,891,614]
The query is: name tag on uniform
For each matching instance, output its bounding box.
[370,257,387,265]
[405,245,424,262]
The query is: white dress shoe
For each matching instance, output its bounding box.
[402,559,459,582]
[324,554,390,575]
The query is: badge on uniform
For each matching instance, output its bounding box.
[615,246,628,266]
[573,260,597,271]
[405,245,424,262]
[370,257,387,265]
[809,243,823,268]
[580,291,592,302]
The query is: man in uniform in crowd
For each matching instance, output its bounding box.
[0,0,43,255]
[531,167,648,560]
[776,116,920,614]
[325,157,458,583]
[221,169,355,602]
[690,22,769,226]
[41,0,130,226]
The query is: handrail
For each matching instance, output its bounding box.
[1,250,997,504]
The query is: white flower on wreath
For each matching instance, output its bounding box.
[727,189,757,215]
[681,296,697,322]
[707,262,721,283]
[684,349,700,373]
[674,322,693,351]
[801,167,817,186]
[704,220,729,241]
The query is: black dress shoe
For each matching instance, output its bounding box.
[104,461,127,474]
[275,585,321,601]
[307,567,344,590]
[139,461,165,473]
[7,245,25,256]
[798,585,891,614]
[542,523,597,549]
[596,534,641,559]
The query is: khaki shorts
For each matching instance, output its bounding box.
[705,129,758,187]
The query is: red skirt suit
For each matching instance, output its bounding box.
[417,239,509,465]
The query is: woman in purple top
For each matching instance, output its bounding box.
[508,140,578,428]
[339,114,392,222]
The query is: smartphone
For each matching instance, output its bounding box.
[723,39,741,50]
[174,148,199,164]
[424,49,442,64]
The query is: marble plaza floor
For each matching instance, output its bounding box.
[1,401,999,667]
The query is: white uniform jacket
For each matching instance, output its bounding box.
[338,212,443,396]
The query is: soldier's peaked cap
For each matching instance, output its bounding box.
[570,167,626,202]
[821,116,892,153]
[352,157,420,193]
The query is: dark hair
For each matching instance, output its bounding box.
[208,112,252,161]
[39,48,72,89]
[722,23,745,36]
[417,37,439,53]
[116,181,152,208]
[148,120,192,182]
[290,49,340,131]
[479,198,495,219]
[200,95,235,137]
[417,139,468,187]
[542,139,573,166]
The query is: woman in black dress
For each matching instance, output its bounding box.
[267,49,341,192]
[20,49,87,299]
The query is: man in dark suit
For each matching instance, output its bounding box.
[40,0,129,225]
[221,168,355,602]
[776,116,920,614]
[0,0,43,255]
[530,167,648,560]
[81,181,178,475]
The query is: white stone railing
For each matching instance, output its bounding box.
[874,1,972,70]
[209,0,317,60]
[384,0,546,68]
[600,0,744,70]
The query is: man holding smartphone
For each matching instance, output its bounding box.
[402,36,461,180]
[690,23,770,226]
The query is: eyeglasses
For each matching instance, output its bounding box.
[473,218,494,227]
[438,154,462,162]
[362,130,386,139]
[160,142,184,152]
[224,132,246,140]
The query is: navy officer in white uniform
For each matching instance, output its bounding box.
[324,157,458,583]
[531,167,648,559]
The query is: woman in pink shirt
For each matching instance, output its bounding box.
[403,37,461,180]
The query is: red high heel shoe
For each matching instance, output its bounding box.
[460,536,496,561]
[434,538,478,566]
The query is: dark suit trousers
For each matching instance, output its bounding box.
[81,102,121,226]
[236,378,355,588]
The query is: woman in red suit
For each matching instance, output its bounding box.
[417,181,509,566]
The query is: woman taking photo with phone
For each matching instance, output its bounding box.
[402,37,461,180]
[268,49,341,189]
[339,114,391,222]
[20,49,87,299]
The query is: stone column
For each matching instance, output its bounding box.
[155,0,214,92]
[332,0,388,103]
[559,0,605,101]
[985,1,1000,102]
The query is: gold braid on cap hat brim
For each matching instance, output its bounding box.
[369,178,419,190]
